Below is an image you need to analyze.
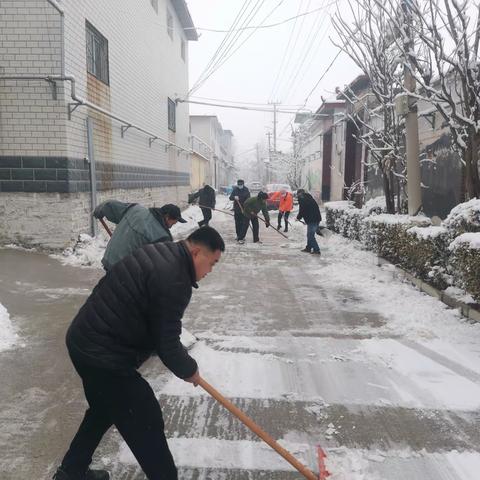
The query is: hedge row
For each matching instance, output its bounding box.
[325,199,480,303]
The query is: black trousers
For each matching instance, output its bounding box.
[198,207,212,227]
[238,216,259,242]
[277,211,290,230]
[234,211,245,239]
[61,359,177,480]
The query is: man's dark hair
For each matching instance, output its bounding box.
[257,191,268,200]
[296,189,306,196]
[237,179,245,185]
[187,226,225,252]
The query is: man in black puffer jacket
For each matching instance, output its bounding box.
[53,227,225,480]
[296,189,322,255]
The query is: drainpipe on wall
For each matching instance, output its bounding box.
[86,117,98,237]
[45,0,65,76]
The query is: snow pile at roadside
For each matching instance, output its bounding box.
[313,235,478,343]
[0,303,19,352]
[54,203,208,268]
[444,286,476,304]
[53,233,108,269]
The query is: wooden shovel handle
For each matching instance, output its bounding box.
[198,377,318,480]
[99,218,112,237]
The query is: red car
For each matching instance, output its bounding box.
[265,183,293,210]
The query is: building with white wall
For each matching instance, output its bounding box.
[294,100,346,202]
[0,0,197,248]
[189,115,235,190]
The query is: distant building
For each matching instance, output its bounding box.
[293,100,346,202]
[0,0,197,248]
[189,115,235,190]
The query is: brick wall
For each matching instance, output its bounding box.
[0,0,195,247]
[0,185,190,250]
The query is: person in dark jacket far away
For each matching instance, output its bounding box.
[229,179,250,240]
[189,183,216,227]
[296,189,322,255]
[93,200,187,271]
[237,191,270,244]
[52,226,225,480]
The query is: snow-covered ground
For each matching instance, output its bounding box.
[2,195,480,479]
[0,302,18,352]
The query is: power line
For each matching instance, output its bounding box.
[178,98,316,114]
[191,0,287,97]
[194,0,277,93]
[281,2,326,102]
[189,95,306,108]
[303,49,341,105]
[189,0,255,95]
[273,0,312,102]
[189,2,338,32]
[269,0,305,102]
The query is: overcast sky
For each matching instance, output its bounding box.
[185,0,361,159]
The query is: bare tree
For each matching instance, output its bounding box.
[332,0,407,213]
[383,0,480,199]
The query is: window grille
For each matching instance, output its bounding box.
[86,21,109,85]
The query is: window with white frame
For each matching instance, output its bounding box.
[86,21,109,85]
[168,98,176,132]
[167,9,173,39]
[181,39,186,61]
[150,0,158,13]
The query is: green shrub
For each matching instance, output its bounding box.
[449,234,480,303]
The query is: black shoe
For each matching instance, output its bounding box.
[53,467,110,480]
[311,251,321,256]
[277,225,281,230]
[284,228,288,232]
[301,248,311,253]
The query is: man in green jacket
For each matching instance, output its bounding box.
[237,191,270,244]
[93,200,187,270]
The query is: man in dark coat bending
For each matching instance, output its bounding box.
[53,226,225,480]
[296,189,322,255]
[189,183,216,227]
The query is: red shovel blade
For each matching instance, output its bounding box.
[317,445,331,479]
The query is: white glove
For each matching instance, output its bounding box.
[234,196,239,201]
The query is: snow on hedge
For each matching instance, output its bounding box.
[442,198,480,230]
[324,201,354,211]
[363,195,386,212]
[408,225,447,239]
[365,213,431,226]
[449,232,480,250]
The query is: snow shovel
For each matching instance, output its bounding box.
[198,376,323,480]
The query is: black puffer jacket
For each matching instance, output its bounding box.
[192,184,216,208]
[297,193,322,223]
[66,241,198,379]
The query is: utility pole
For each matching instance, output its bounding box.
[273,102,278,154]
[402,0,422,215]
[266,132,272,183]
[255,143,261,183]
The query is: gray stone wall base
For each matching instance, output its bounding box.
[0,186,190,250]
[376,255,480,324]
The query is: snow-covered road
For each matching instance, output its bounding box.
[1,196,480,479]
